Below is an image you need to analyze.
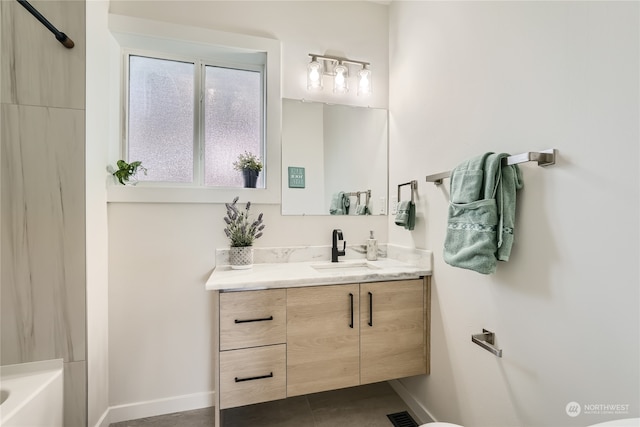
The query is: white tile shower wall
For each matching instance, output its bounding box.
[0,0,85,108]
[1,105,85,363]
[0,1,86,426]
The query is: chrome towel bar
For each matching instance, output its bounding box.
[426,148,556,185]
[472,329,503,358]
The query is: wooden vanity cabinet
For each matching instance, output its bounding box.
[214,277,430,426]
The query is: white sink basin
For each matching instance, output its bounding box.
[312,261,381,273]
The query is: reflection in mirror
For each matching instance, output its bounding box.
[281,99,388,216]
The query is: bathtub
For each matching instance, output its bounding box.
[0,359,64,427]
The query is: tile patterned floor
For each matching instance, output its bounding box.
[110,382,418,427]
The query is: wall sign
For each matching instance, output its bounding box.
[288,166,305,188]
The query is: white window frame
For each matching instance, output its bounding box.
[122,50,266,188]
[107,14,281,204]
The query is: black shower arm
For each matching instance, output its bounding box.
[16,0,74,49]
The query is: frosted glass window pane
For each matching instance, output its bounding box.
[204,66,263,187]
[128,56,194,183]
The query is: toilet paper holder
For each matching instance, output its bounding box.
[472,329,503,358]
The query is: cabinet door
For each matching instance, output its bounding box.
[360,279,426,384]
[286,284,360,397]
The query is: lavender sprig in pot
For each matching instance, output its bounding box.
[224,196,265,269]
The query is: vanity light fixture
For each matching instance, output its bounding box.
[307,53,372,96]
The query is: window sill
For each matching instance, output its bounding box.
[106,184,280,205]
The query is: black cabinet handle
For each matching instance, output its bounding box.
[234,316,273,324]
[234,372,273,383]
[368,292,373,327]
[349,293,354,328]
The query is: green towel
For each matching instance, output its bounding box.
[496,158,523,261]
[329,192,350,215]
[395,200,415,230]
[355,204,370,215]
[443,152,522,274]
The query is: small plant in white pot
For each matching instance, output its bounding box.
[223,196,265,269]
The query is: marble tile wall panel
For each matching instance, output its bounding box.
[215,244,390,266]
[1,104,86,364]
[386,244,433,270]
[0,0,85,109]
[1,1,86,426]
[214,245,433,269]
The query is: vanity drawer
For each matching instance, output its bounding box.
[219,289,286,350]
[219,344,286,409]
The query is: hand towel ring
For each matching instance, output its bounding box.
[397,180,417,203]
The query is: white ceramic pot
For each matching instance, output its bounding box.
[229,246,253,269]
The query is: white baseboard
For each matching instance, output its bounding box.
[388,379,437,425]
[105,391,215,424]
[94,408,110,427]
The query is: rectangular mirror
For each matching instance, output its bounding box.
[281,99,388,216]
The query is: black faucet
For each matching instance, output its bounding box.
[332,229,346,262]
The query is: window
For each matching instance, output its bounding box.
[125,52,265,188]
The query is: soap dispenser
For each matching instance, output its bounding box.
[366,230,378,261]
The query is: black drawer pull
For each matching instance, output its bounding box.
[368,292,373,327]
[234,372,273,383]
[349,293,354,328]
[234,316,273,324]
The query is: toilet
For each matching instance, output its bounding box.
[419,423,463,427]
[587,419,640,426]
[419,419,640,427]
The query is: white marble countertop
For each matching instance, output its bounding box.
[206,245,432,292]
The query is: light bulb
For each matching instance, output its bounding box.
[357,67,372,96]
[334,63,348,93]
[307,60,323,90]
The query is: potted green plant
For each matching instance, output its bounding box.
[223,196,265,269]
[112,160,147,185]
[233,151,263,188]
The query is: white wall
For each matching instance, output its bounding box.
[100,1,390,420]
[98,2,640,425]
[109,0,389,109]
[86,2,115,425]
[388,2,639,426]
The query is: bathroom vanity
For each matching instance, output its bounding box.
[206,245,432,426]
